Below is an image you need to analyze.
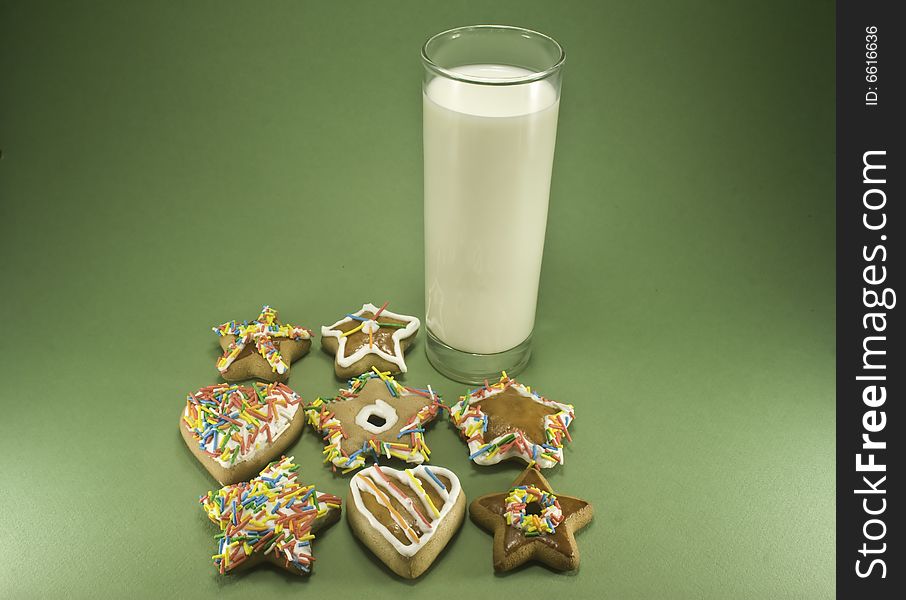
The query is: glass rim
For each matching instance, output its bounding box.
[421,24,565,86]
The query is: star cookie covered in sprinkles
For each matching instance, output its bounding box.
[304,370,443,473]
[450,372,575,469]
[321,302,420,378]
[180,381,307,484]
[199,456,341,576]
[213,305,312,382]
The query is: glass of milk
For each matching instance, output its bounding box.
[422,25,564,384]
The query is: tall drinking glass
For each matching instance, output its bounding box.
[422,25,565,384]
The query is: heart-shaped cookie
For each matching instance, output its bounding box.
[347,464,465,578]
[180,382,306,484]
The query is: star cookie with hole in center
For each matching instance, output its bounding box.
[470,467,593,572]
[304,370,442,473]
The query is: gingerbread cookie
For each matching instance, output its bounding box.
[450,373,575,468]
[180,382,306,484]
[213,305,312,382]
[304,370,442,473]
[321,302,419,378]
[469,467,593,572]
[347,464,465,578]
[199,456,342,575]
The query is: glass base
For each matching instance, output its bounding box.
[425,328,532,385]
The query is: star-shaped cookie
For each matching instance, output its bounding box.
[213,305,312,382]
[470,467,593,572]
[198,456,342,576]
[321,302,420,378]
[450,373,575,468]
[304,370,442,473]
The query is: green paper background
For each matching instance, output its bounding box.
[0,1,835,598]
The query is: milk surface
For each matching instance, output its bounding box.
[424,64,560,354]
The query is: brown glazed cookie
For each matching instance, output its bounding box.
[199,456,342,575]
[304,371,442,473]
[469,467,593,572]
[320,302,420,378]
[213,305,312,382]
[180,382,306,484]
[347,464,465,578]
[450,373,575,468]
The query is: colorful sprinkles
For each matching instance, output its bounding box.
[504,485,563,536]
[304,369,443,473]
[450,372,575,469]
[199,456,342,574]
[213,305,312,375]
[182,382,303,467]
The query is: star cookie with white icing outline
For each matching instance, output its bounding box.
[304,370,442,473]
[199,456,342,576]
[320,302,420,378]
[469,467,593,572]
[213,305,312,382]
[450,373,575,469]
[347,464,466,578]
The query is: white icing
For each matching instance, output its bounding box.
[349,465,461,557]
[321,303,420,372]
[360,319,380,334]
[451,381,574,469]
[355,399,399,434]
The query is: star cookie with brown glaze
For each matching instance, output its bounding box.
[213,305,312,382]
[450,373,575,469]
[321,302,420,378]
[469,467,593,572]
[304,370,442,473]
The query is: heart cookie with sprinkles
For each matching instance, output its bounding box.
[213,305,312,382]
[180,382,307,484]
[304,370,442,473]
[450,373,575,469]
[347,464,465,578]
[469,467,593,572]
[199,456,342,576]
[321,302,420,378]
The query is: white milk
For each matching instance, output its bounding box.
[424,64,560,354]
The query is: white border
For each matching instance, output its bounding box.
[321,303,420,373]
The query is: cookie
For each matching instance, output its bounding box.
[304,370,442,473]
[450,372,575,468]
[469,467,593,572]
[180,382,306,484]
[321,302,420,378]
[347,464,465,578]
[213,305,312,382]
[199,456,342,575]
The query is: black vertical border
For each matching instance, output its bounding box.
[837,0,901,597]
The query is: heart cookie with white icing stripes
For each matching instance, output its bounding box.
[347,464,465,578]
